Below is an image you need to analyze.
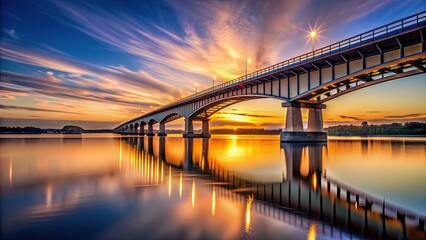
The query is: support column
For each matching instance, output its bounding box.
[285,106,303,131]
[146,123,155,136]
[280,102,327,142]
[201,119,211,138]
[139,123,145,136]
[158,122,167,136]
[307,108,324,132]
[183,118,194,138]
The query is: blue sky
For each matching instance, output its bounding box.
[1,0,425,129]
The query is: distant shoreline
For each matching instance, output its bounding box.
[1,122,425,136]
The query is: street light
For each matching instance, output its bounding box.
[195,83,198,94]
[245,58,251,76]
[169,96,173,103]
[310,30,317,52]
[213,75,216,88]
[180,90,183,99]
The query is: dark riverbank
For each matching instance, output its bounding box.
[2,122,425,136]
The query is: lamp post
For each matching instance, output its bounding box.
[213,75,216,88]
[169,96,173,103]
[310,30,316,52]
[180,90,183,99]
[195,83,198,94]
[245,58,251,76]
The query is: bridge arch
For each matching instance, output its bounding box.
[160,113,183,123]
[187,95,283,120]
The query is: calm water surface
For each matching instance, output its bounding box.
[1,134,425,239]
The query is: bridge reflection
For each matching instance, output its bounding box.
[121,136,426,239]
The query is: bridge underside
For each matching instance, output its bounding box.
[115,17,425,142]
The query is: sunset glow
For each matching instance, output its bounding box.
[1,1,425,129]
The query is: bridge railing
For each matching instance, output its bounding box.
[117,11,426,127]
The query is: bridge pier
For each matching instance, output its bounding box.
[201,119,211,138]
[139,123,145,136]
[183,118,211,138]
[280,102,327,142]
[158,122,167,136]
[146,123,155,136]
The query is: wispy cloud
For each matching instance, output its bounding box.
[365,111,383,113]
[339,115,362,121]
[385,113,425,119]
[218,111,274,118]
[3,28,18,39]
[0,104,80,114]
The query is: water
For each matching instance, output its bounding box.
[1,134,425,239]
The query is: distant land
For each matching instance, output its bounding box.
[0,125,113,134]
[1,122,425,136]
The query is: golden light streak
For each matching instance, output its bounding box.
[179,172,183,198]
[212,186,216,216]
[245,195,254,233]
[150,156,154,183]
[119,141,122,172]
[161,162,164,183]
[156,159,159,184]
[9,160,13,185]
[191,180,195,208]
[300,147,309,177]
[312,172,317,191]
[168,165,172,197]
[307,223,317,240]
[46,182,52,208]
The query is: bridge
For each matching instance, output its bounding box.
[115,11,426,142]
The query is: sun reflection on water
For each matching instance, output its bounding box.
[191,180,195,208]
[179,172,183,198]
[212,186,216,216]
[245,195,254,233]
[168,165,172,198]
[307,222,317,240]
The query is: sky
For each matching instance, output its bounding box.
[1,0,425,129]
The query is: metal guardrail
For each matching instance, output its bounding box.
[118,11,426,127]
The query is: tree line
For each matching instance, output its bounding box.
[326,122,426,136]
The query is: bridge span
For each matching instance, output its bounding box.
[115,12,426,142]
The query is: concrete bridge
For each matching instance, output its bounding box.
[115,12,426,142]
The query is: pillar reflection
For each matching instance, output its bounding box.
[183,138,194,171]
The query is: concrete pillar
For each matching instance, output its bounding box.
[158,122,167,136]
[146,123,155,136]
[307,108,324,132]
[183,118,194,138]
[139,123,145,135]
[201,119,211,138]
[281,102,327,142]
[133,125,139,135]
[285,106,303,131]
